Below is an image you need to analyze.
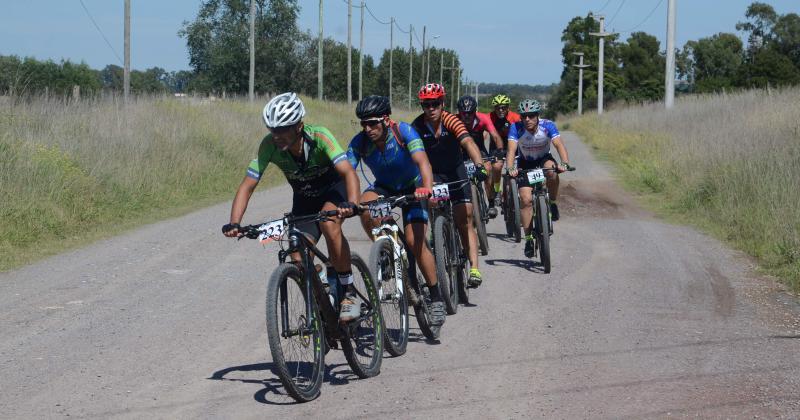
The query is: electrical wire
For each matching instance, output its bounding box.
[364,3,390,24]
[78,0,123,65]
[596,0,612,13]
[618,0,664,34]
[608,0,626,26]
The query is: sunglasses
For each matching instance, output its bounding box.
[269,124,296,134]
[359,118,383,128]
[495,105,509,111]
[420,100,443,109]
[521,113,540,120]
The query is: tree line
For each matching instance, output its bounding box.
[547,2,800,117]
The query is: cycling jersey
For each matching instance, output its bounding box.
[507,119,561,162]
[412,111,471,174]
[463,112,500,155]
[489,110,522,147]
[347,121,425,191]
[246,124,348,198]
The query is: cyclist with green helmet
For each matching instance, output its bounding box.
[488,94,521,206]
[506,99,573,258]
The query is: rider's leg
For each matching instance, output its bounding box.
[453,202,479,270]
[320,201,353,276]
[519,186,534,235]
[544,159,559,201]
[404,221,438,288]
[358,190,381,240]
[491,160,503,202]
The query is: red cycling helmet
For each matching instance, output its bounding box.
[418,83,446,100]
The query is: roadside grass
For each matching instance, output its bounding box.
[569,87,800,293]
[0,94,409,271]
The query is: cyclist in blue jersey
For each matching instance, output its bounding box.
[347,95,446,327]
[506,99,573,258]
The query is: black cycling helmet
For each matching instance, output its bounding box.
[457,95,478,113]
[356,95,391,119]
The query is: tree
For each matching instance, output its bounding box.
[772,13,800,68]
[682,33,744,93]
[736,2,778,53]
[618,32,665,101]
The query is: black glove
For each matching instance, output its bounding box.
[222,223,240,234]
[338,201,357,211]
[492,148,506,159]
[475,164,489,182]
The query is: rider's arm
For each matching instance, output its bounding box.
[403,125,434,190]
[229,176,259,225]
[506,123,520,175]
[410,147,434,190]
[334,160,361,205]
[544,120,569,166]
[479,113,504,149]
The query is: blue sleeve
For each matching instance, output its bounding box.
[508,122,522,142]
[398,122,424,154]
[543,120,560,139]
[346,134,362,169]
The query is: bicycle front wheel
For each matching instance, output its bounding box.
[509,178,522,243]
[535,194,552,273]
[471,183,489,256]
[265,263,324,403]
[368,236,409,357]
[340,254,384,378]
[433,215,458,315]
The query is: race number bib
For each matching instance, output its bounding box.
[368,201,392,219]
[257,218,286,244]
[527,168,546,184]
[464,161,476,177]
[432,184,450,201]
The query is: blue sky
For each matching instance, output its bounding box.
[1,1,797,85]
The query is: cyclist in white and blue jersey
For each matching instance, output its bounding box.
[347,95,446,327]
[506,99,573,258]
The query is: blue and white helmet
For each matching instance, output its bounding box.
[262,92,306,128]
[518,99,542,114]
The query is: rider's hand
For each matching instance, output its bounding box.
[508,167,519,177]
[492,148,506,159]
[222,223,241,238]
[558,162,573,173]
[337,201,356,218]
[414,187,432,200]
[475,164,489,182]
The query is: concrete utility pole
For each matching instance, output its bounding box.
[358,0,364,101]
[426,35,439,82]
[389,17,393,106]
[421,26,426,86]
[317,0,323,99]
[665,0,676,109]
[572,52,590,115]
[456,68,461,100]
[123,0,130,102]
[450,56,455,110]
[408,25,413,110]
[248,0,255,102]
[439,53,444,84]
[347,0,352,104]
[590,15,613,115]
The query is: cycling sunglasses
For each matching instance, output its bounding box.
[420,100,443,109]
[494,105,509,111]
[521,113,540,120]
[359,118,383,128]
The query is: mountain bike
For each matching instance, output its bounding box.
[501,167,522,243]
[463,157,496,256]
[238,211,383,402]
[516,166,576,273]
[429,179,471,312]
[363,194,441,347]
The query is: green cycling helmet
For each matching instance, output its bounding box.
[518,99,542,114]
[491,94,512,106]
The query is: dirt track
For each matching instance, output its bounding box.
[1,132,799,419]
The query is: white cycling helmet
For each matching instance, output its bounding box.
[262,92,306,128]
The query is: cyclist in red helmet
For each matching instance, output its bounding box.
[412,83,488,288]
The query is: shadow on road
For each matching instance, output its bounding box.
[485,258,545,273]
[486,232,517,244]
[208,361,355,405]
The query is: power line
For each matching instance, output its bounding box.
[597,0,612,13]
[411,26,423,48]
[364,3,390,24]
[393,19,410,34]
[78,0,123,65]
[617,0,664,33]
[608,0,626,25]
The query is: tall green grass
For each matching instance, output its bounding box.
[570,87,800,292]
[0,94,413,271]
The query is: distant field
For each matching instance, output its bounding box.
[570,87,800,292]
[0,94,414,271]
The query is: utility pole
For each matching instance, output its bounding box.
[358,0,364,101]
[389,17,393,106]
[421,26,426,86]
[248,0,255,102]
[347,0,352,104]
[123,0,130,102]
[450,56,455,110]
[408,25,413,110]
[456,68,461,100]
[317,0,323,99]
[439,53,443,85]
[665,0,676,109]
[589,15,613,115]
[572,52,590,115]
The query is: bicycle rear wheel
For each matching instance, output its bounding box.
[453,227,470,305]
[368,236,409,357]
[340,254,384,378]
[535,194,552,273]
[265,263,324,403]
[509,178,522,243]
[407,255,440,340]
[471,183,489,256]
[433,214,458,315]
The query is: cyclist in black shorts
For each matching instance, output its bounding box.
[412,83,489,288]
[222,92,363,322]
